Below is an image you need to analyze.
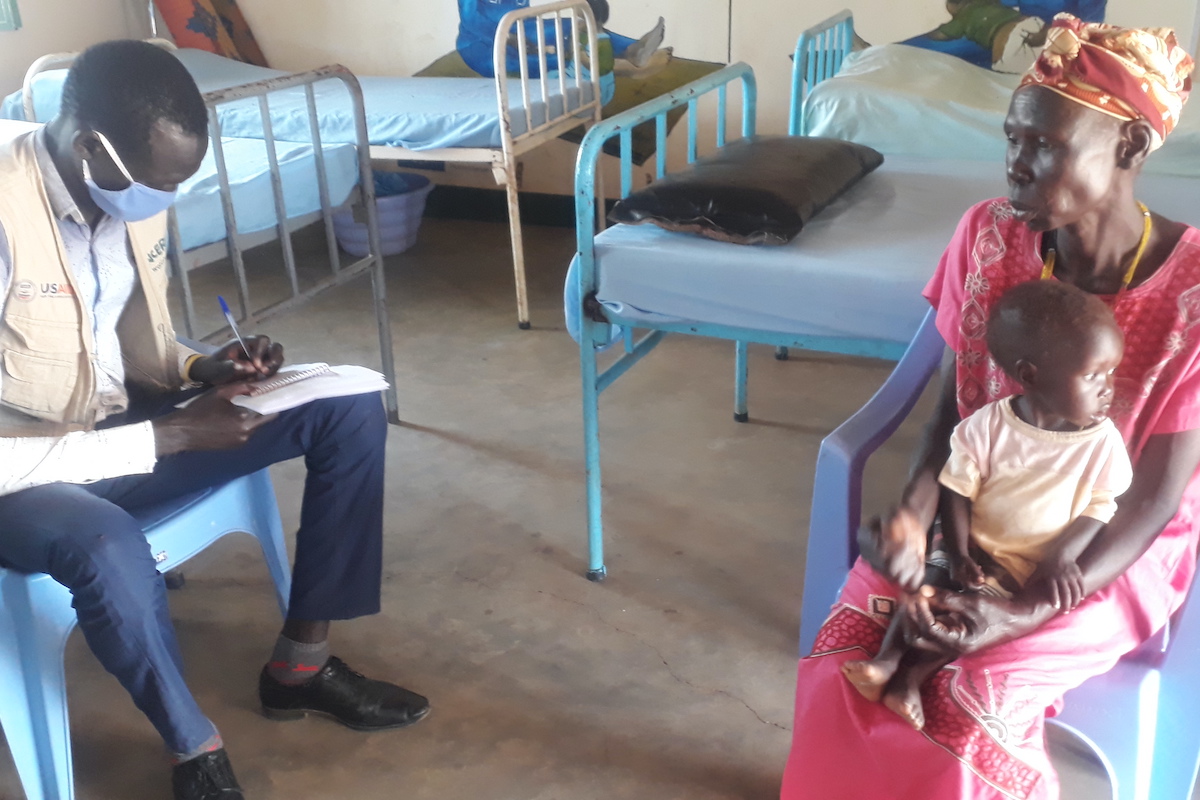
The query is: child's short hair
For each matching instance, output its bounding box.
[985,281,1121,378]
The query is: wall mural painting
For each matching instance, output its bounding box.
[895,0,1107,72]
[416,1,725,164]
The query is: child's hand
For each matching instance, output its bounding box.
[1029,555,1086,612]
[950,554,986,592]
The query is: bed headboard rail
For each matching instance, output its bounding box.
[175,65,398,421]
[573,62,757,331]
[789,9,854,136]
[494,0,603,156]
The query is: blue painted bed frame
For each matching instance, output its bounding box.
[574,9,886,581]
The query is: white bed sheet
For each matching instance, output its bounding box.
[2,48,596,151]
[803,44,1200,177]
[568,156,1200,348]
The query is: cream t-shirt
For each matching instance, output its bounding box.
[938,397,1133,587]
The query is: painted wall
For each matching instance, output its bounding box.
[0,0,148,96]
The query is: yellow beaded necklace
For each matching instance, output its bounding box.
[1040,202,1152,303]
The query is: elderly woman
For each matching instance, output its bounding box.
[781,16,1197,800]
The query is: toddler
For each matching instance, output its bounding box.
[841,280,1132,729]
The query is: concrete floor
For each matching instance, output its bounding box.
[0,215,1119,799]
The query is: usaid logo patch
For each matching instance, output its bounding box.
[39,283,75,298]
[13,281,77,301]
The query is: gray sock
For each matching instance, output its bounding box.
[266,636,330,685]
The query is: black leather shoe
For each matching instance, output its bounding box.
[172,749,244,800]
[259,656,430,731]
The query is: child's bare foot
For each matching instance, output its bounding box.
[840,659,893,702]
[882,683,926,730]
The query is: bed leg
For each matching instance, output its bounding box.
[775,346,790,361]
[500,162,532,329]
[734,341,749,423]
[581,334,607,580]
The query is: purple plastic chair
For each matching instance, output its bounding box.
[800,308,1200,800]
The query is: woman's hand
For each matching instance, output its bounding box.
[910,586,1056,656]
[858,507,927,593]
[1027,552,1086,613]
[188,336,285,385]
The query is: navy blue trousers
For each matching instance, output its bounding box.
[0,391,387,754]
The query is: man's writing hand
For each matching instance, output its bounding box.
[152,384,277,456]
[189,335,285,385]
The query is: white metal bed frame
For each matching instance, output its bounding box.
[142,0,606,329]
[372,0,604,328]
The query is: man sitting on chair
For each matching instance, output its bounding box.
[0,40,428,800]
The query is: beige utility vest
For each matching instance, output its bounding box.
[0,131,180,436]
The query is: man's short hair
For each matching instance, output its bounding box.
[60,40,208,161]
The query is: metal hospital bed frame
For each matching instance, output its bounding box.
[24,46,400,424]
[369,0,604,330]
[572,13,902,580]
[148,0,602,330]
[27,1,603,332]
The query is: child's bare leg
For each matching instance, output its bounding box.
[881,645,954,731]
[841,607,910,702]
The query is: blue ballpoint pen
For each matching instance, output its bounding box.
[217,295,252,363]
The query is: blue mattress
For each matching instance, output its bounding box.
[2,48,596,151]
[566,157,1200,347]
[176,136,359,252]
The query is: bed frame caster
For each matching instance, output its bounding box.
[734,411,749,423]
[587,566,607,582]
[518,321,532,330]
[775,346,790,361]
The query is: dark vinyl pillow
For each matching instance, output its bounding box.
[608,135,884,246]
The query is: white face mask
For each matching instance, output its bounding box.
[81,131,178,222]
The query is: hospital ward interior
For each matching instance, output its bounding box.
[2,0,1200,798]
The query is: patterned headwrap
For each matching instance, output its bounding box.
[1019,14,1194,150]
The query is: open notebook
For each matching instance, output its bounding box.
[230,363,388,414]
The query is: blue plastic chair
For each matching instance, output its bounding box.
[799,308,1200,800]
[0,469,291,800]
